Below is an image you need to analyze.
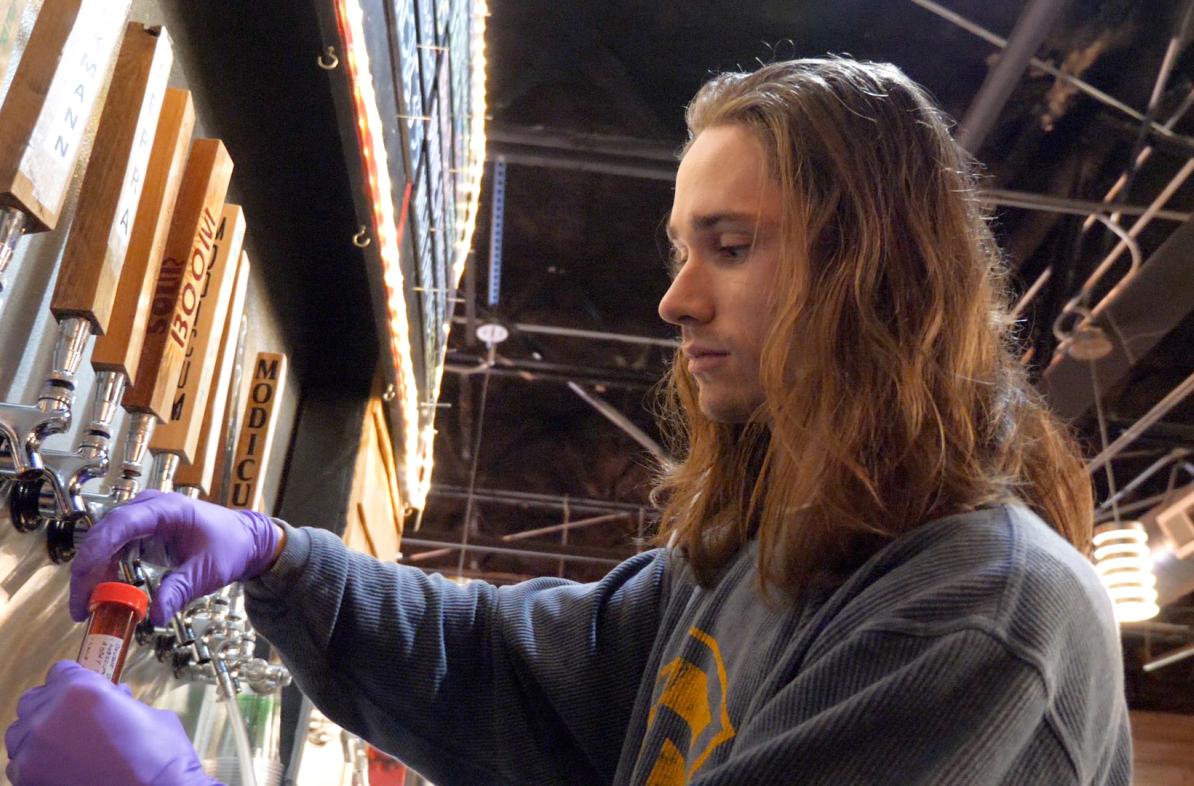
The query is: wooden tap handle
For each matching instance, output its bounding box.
[122,138,233,420]
[91,88,194,379]
[227,352,288,511]
[174,249,249,496]
[49,24,173,333]
[0,0,131,232]
[149,203,245,463]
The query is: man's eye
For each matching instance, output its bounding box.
[666,250,686,278]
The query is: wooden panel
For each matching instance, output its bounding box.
[227,352,288,512]
[91,88,194,378]
[122,138,232,419]
[342,395,405,559]
[0,0,128,231]
[149,203,244,462]
[50,24,172,332]
[1132,710,1194,786]
[173,250,248,496]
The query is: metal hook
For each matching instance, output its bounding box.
[317,46,339,70]
[352,226,371,248]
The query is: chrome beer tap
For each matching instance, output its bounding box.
[2,26,174,508]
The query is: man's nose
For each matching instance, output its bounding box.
[658,259,714,326]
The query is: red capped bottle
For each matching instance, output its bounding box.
[77,581,148,683]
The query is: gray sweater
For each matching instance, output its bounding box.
[244,504,1131,785]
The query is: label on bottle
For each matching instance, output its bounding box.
[77,633,123,679]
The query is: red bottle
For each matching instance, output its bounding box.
[77,581,148,683]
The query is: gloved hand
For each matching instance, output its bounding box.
[4,661,220,785]
[70,490,283,626]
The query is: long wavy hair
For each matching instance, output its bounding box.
[652,58,1093,596]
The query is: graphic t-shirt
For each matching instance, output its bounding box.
[246,504,1132,785]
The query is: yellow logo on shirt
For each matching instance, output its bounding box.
[644,627,736,785]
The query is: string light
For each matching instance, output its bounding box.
[334,0,488,510]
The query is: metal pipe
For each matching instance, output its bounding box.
[1095,449,1191,514]
[445,360,656,391]
[501,511,628,542]
[1120,619,1192,636]
[452,316,679,348]
[1087,159,1194,321]
[401,536,627,566]
[490,148,677,182]
[1087,368,1194,474]
[567,381,669,463]
[445,342,496,376]
[488,126,679,162]
[1082,86,1194,232]
[909,0,1174,132]
[405,547,454,563]
[491,354,661,386]
[955,0,1068,153]
[983,188,1190,222]
[1107,0,1194,230]
[1095,491,1178,523]
[429,483,650,514]
[1050,214,1143,348]
[1143,642,1194,672]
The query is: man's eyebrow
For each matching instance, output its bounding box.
[666,211,769,240]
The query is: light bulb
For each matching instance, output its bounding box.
[1093,520,1160,623]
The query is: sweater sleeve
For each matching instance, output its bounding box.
[243,523,668,786]
[692,625,1076,786]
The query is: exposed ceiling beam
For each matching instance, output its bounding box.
[489,125,679,162]
[907,0,1170,134]
[568,381,669,463]
[985,188,1190,223]
[954,0,1067,153]
[400,533,634,566]
[491,135,1182,220]
[429,484,651,514]
[446,351,660,390]
[1087,370,1194,475]
[451,316,679,348]
[1039,216,1194,421]
[501,511,629,542]
[489,145,677,181]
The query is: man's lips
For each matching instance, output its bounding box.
[683,347,729,374]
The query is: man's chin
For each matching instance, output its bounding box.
[698,395,753,425]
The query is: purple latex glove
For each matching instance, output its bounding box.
[70,490,282,626]
[4,661,220,785]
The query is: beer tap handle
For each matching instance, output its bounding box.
[148,204,245,492]
[38,24,174,421]
[87,88,194,460]
[226,352,288,512]
[172,250,249,499]
[114,138,233,501]
[0,0,131,290]
[0,1,133,478]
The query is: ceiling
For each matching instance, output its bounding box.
[160,0,1194,716]
[399,0,1194,713]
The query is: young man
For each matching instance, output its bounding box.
[6,58,1129,785]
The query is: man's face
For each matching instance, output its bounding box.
[660,124,783,424]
